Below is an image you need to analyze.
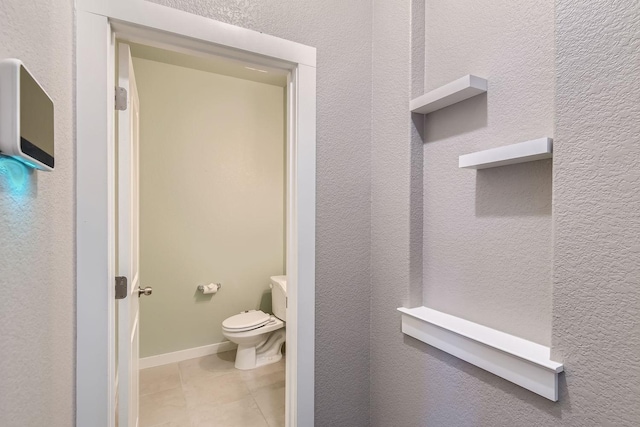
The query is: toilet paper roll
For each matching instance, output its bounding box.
[200,283,219,295]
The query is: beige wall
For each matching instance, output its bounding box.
[133,57,285,358]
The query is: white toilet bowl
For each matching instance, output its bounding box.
[222,311,284,370]
[222,276,287,370]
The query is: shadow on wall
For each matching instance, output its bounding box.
[259,289,273,314]
[193,287,215,303]
[475,158,552,217]
[411,112,425,141]
[402,335,570,419]
[424,93,488,143]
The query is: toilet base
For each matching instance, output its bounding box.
[234,329,285,370]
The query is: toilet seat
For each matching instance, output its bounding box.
[222,310,271,332]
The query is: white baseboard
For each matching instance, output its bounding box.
[139,341,238,369]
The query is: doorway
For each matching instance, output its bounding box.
[75,2,316,427]
[126,41,288,426]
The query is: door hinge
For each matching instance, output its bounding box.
[115,86,128,111]
[115,276,128,300]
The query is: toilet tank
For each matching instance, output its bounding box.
[270,275,287,321]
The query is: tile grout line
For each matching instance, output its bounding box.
[244,361,286,427]
[250,391,272,427]
[139,363,189,427]
[175,362,193,426]
[241,364,271,426]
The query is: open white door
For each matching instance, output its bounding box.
[117,42,144,427]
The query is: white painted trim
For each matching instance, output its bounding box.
[76,0,315,67]
[76,3,316,427]
[459,137,553,169]
[398,307,563,401]
[410,75,487,114]
[139,342,238,369]
[76,11,115,427]
[289,64,316,424]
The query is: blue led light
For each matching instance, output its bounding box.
[0,155,31,194]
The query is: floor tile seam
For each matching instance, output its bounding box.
[245,374,274,399]
[138,385,184,398]
[250,385,283,421]
[247,392,271,427]
[145,421,174,427]
[240,372,261,395]
[139,383,183,398]
[177,361,187,391]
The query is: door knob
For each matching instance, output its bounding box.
[138,287,153,297]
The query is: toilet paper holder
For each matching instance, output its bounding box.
[197,283,222,294]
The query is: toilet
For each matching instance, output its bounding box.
[222,275,287,370]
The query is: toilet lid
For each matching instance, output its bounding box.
[223,310,271,331]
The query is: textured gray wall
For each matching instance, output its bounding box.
[552,0,640,424]
[423,0,555,346]
[150,1,374,425]
[370,0,640,426]
[370,0,429,425]
[0,1,75,427]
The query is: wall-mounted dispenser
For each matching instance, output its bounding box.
[0,59,54,171]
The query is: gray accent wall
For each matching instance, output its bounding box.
[552,0,640,423]
[370,1,640,426]
[370,0,429,424]
[422,0,555,346]
[0,1,75,426]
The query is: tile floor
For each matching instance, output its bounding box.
[139,350,285,427]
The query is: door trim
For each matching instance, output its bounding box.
[75,2,316,426]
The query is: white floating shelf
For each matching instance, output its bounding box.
[459,137,553,169]
[398,306,563,401]
[410,75,488,114]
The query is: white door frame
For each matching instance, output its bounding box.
[75,2,316,427]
